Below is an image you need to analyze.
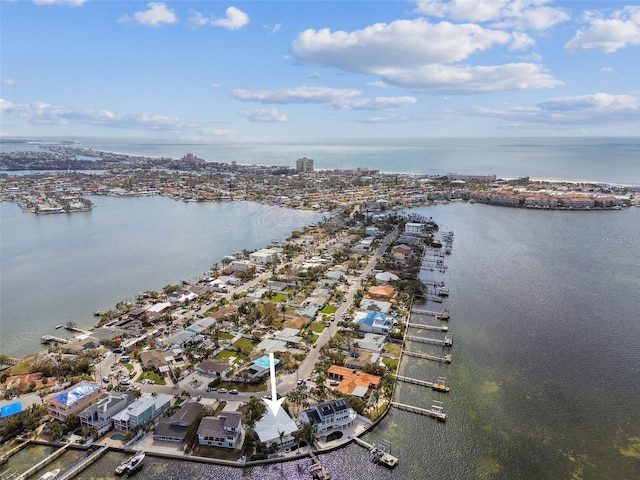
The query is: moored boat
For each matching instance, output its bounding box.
[38,469,61,480]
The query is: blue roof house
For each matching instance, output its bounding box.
[354,311,393,335]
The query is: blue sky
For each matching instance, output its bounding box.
[1,0,639,140]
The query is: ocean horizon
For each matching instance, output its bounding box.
[2,136,639,185]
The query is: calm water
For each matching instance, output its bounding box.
[0,197,322,356]
[2,137,640,478]
[3,136,640,183]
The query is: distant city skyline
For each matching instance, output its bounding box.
[1,0,639,140]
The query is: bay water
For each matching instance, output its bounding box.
[1,138,640,478]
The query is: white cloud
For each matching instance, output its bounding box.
[231,86,362,104]
[377,63,561,94]
[293,19,516,69]
[33,0,86,6]
[1,78,16,85]
[212,6,249,30]
[291,18,558,94]
[601,67,614,73]
[466,93,640,127]
[120,2,178,27]
[238,107,288,123]
[0,98,234,137]
[413,0,569,30]
[334,96,418,111]
[565,6,640,53]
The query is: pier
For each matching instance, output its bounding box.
[58,445,109,480]
[423,280,445,287]
[411,308,450,320]
[405,333,452,347]
[402,349,452,363]
[391,401,447,421]
[394,374,451,392]
[309,452,331,480]
[40,335,69,345]
[406,322,448,332]
[353,438,398,468]
[15,444,70,480]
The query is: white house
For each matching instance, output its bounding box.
[249,248,280,265]
[112,393,171,432]
[78,391,134,430]
[404,222,425,235]
[254,407,298,449]
[300,399,357,433]
[353,311,393,335]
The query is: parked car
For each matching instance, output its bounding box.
[218,388,227,393]
[229,389,238,394]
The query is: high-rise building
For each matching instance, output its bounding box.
[296,157,314,173]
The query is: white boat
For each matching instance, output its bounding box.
[126,452,145,474]
[38,469,61,480]
[55,324,62,329]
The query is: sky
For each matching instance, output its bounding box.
[1,0,639,141]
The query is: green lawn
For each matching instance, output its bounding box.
[232,338,255,351]
[319,305,337,314]
[138,371,166,385]
[219,331,234,340]
[272,293,289,302]
[382,357,398,370]
[214,349,248,363]
[310,322,325,333]
[121,362,134,371]
[384,342,402,357]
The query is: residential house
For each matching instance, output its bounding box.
[327,365,382,398]
[112,393,171,432]
[391,244,412,260]
[46,381,103,422]
[153,402,204,443]
[195,359,230,378]
[139,349,172,376]
[254,407,299,449]
[404,222,425,235]
[197,412,243,449]
[353,311,393,335]
[79,391,134,430]
[367,285,397,302]
[300,399,357,433]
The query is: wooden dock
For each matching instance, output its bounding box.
[308,452,331,480]
[402,349,452,363]
[394,375,451,393]
[15,444,70,480]
[391,401,447,421]
[58,445,109,480]
[353,438,398,468]
[406,322,448,332]
[411,308,450,320]
[405,333,452,347]
[40,335,69,344]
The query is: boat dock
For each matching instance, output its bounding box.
[411,308,450,320]
[391,401,447,421]
[15,444,70,480]
[58,446,108,480]
[394,374,451,393]
[406,322,448,332]
[40,335,69,344]
[405,333,452,347]
[402,349,452,363]
[309,452,331,480]
[353,438,398,468]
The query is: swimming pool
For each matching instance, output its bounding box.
[110,433,125,441]
[253,355,279,369]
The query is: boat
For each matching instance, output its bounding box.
[55,324,62,329]
[64,321,77,330]
[114,452,145,476]
[126,452,145,474]
[38,469,61,480]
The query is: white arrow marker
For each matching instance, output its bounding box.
[262,352,285,418]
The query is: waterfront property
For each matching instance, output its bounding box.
[46,381,103,422]
[301,399,357,434]
[78,391,135,431]
[112,393,171,432]
[326,366,382,398]
[197,412,243,449]
[154,402,204,443]
[253,407,299,449]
